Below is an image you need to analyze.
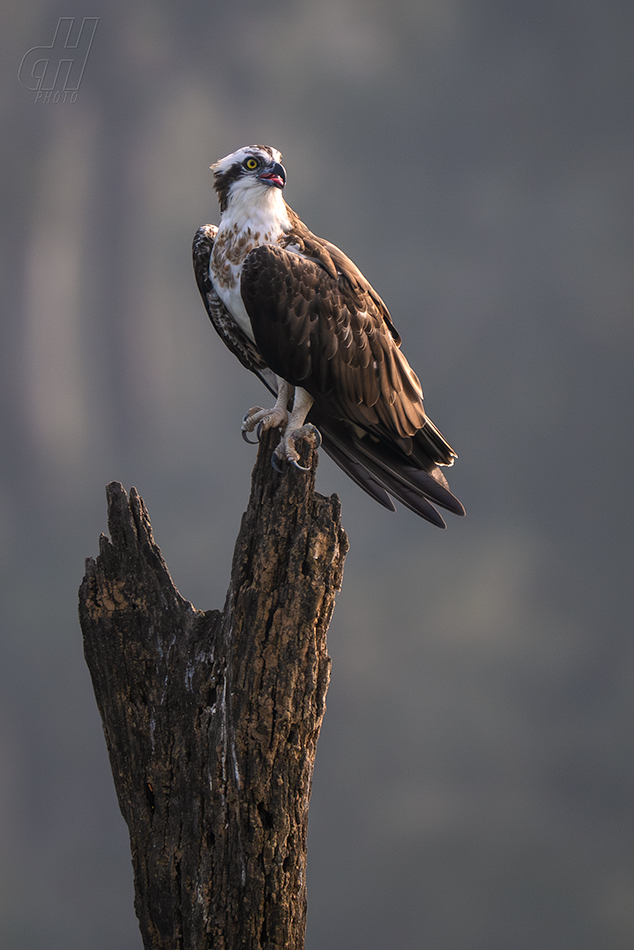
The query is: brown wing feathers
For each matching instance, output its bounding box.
[193,220,464,526]
[241,244,427,441]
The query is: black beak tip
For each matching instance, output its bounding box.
[258,161,286,189]
[275,162,287,185]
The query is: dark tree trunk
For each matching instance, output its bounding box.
[79,430,348,950]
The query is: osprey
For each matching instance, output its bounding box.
[193,145,465,527]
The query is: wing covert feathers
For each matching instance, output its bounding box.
[241,244,429,440]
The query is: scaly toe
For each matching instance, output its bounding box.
[241,408,264,442]
[274,424,323,472]
[242,406,265,428]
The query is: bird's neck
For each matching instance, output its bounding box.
[219,186,292,246]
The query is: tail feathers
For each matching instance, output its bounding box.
[349,435,464,524]
[315,415,465,527]
[412,417,458,469]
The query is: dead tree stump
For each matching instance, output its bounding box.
[79,430,348,950]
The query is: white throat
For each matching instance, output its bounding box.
[220,179,291,242]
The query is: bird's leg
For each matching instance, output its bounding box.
[241,378,292,443]
[273,386,321,471]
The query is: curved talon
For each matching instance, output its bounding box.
[291,458,312,472]
[256,421,264,441]
[271,454,285,473]
[242,429,259,445]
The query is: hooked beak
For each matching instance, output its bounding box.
[257,161,286,189]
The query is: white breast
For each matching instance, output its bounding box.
[209,184,291,343]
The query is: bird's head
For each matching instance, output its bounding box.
[212,145,287,213]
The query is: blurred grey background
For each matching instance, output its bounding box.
[2,1,633,948]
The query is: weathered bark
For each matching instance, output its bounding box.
[79,429,348,950]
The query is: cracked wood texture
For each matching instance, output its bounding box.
[79,429,348,950]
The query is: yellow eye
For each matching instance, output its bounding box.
[244,157,259,170]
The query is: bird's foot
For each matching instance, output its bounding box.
[241,405,289,444]
[272,424,322,472]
